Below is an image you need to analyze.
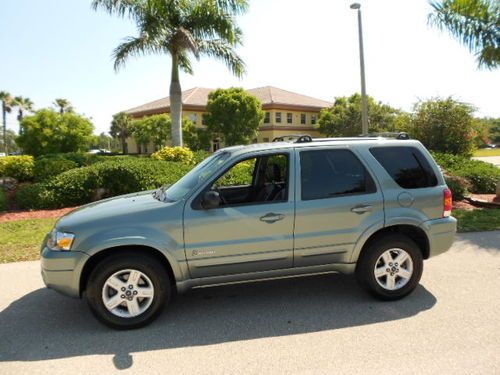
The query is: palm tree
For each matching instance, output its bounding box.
[92,0,247,146]
[429,0,499,69]
[110,112,132,154]
[13,97,34,134]
[53,98,73,114]
[0,91,13,154]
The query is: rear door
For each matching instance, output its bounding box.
[293,147,384,267]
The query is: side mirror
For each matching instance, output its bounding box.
[201,190,221,209]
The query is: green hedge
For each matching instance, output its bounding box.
[17,158,193,209]
[0,156,35,181]
[433,152,500,194]
[34,156,79,181]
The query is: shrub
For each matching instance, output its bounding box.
[34,157,78,181]
[0,156,35,181]
[433,152,500,194]
[0,189,7,211]
[151,147,194,164]
[41,152,105,167]
[16,158,194,209]
[444,175,471,200]
[192,150,211,164]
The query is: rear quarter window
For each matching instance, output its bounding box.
[370,146,438,189]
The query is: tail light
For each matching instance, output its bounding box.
[443,188,452,217]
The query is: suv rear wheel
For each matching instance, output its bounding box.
[356,234,423,300]
[86,252,170,329]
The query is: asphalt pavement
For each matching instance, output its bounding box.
[0,231,499,374]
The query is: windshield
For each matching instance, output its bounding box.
[157,151,232,202]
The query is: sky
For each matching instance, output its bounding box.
[1,0,499,135]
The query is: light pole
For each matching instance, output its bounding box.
[350,3,369,135]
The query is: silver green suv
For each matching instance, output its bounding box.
[40,136,456,329]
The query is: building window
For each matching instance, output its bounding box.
[212,139,220,152]
[263,138,269,142]
[264,112,270,124]
[311,114,317,125]
[189,113,198,124]
[301,113,306,124]
[276,112,282,123]
[202,114,208,125]
[287,113,293,124]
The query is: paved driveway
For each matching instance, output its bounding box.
[0,232,499,374]
[473,156,500,167]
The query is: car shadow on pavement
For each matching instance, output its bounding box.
[0,273,436,369]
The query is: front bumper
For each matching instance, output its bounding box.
[40,246,89,298]
[420,216,457,258]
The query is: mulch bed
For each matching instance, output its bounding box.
[0,207,78,223]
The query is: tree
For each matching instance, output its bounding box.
[429,0,499,69]
[92,0,247,147]
[0,129,20,154]
[110,112,132,154]
[13,96,34,135]
[53,98,73,114]
[91,132,121,152]
[132,114,172,151]
[16,109,94,156]
[0,91,13,153]
[318,93,404,137]
[205,87,264,146]
[411,97,476,156]
[183,117,211,151]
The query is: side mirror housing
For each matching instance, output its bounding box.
[201,190,221,209]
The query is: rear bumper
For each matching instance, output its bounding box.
[420,216,457,258]
[40,246,89,298]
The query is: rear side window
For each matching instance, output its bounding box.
[370,146,438,189]
[300,149,375,200]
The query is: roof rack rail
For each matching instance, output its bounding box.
[361,132,410,140]
[272,134,312,143]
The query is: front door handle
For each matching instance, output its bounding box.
[351,204,373,214]
[260,212,285,223]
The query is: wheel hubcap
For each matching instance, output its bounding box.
[374,248,413,291]
[102,269,154,318]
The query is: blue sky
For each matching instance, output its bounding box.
[1,0,499,134]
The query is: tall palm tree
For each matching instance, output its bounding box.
[110,112,132,154]
[13,97,34,134]
[429,0,499,69]
[92,0,247,146]
[0,91,13,154]
[53,98,73,114]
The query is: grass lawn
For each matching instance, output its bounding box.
[0,218,56,263]
[0,210,499,264]
[473,148,500,157]
[453,209,500,232]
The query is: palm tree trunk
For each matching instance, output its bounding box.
[121,134,127,154]
[2,102,7,155]
[170,54,183,147]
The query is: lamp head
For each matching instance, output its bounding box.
[350,3,361,9]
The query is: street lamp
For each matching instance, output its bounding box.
[350,2,369,135]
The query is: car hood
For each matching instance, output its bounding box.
[56,190,173,230]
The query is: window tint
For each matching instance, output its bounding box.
[370,146,438,189]
[300,149,375,200]
[215,158,256,187]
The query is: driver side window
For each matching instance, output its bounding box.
[211,153,288,207]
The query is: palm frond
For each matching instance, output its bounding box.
[428,0,499,69]
[178,51,194,74]
[198,39,246,77]
[112,34,162,70]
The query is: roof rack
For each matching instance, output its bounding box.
[273,132,410,144]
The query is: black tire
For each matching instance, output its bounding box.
[86,252,171,330]
[356,234,423,300]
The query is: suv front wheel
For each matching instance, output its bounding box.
[86,252,171,329]
[356,234,423,300]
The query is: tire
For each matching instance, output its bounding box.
[86,252,171,330]
[356,234,423,300]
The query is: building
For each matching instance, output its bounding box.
[123,86,332,153]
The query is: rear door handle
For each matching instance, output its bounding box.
[260,212,285,223]
[351,204,372,214]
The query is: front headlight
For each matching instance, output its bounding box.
[47,229,75,251]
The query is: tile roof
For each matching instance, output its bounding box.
[124,86,332,115]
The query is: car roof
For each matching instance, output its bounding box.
[222,138,423,157]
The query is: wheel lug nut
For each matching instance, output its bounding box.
[128,285,133,289]
[121,294,125,298]
[121,287,126,291]
[133,291,138,295]
[389,263,393,266]
[386,268,390,272]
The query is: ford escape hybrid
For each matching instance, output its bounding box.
[40,135,456,329]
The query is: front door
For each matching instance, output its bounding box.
[293,147,384,267]
[184,151,295,278]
